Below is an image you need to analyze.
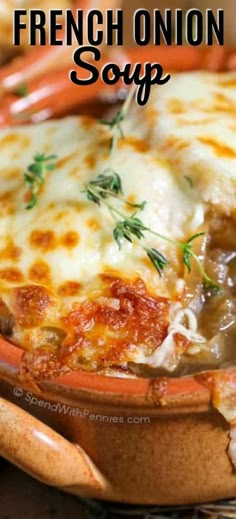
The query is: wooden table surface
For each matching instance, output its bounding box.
[0,460,229,519]
[0,461,88,519]
[0,461,173,519]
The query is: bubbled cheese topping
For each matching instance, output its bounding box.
[0,116,203,300]
[129,71,236,215]
[0,71,235,379]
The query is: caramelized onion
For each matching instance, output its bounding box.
[200,297,236,338]
[210,218,236,250]
[183,227,208,313]
[0,298,14,337]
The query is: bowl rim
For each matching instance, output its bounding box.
[0,335,212,408]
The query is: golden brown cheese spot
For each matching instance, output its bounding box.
[168,99,185,114]
[84,154,96,169]
[47,203,56,211]
[16,278,172,379]
[153,156,170,169]
[218,78,236,88]
[118,136,150,153]
[177,117,215,126]
[101,268,124,282]
[30,230,57,251]
[29,261,51,285]
[13,285,53,328]
[1,167,22,181]
[86,218,101,231]
[81,116,95,130]
[162,137,190,152]
[54,210,67,222]
[214,93,232,112]
[57,152,78,169]
[0,190,15,205]
[146,106,159,127]
[62,278,170,370]
[0,240,22,262]
[175,140,190,151]
[20,348,63,382]
[0,133,30,151]
[69,166,80,178]
[99,342,134,366]
[61,231,79,249]
[0,268,24,283]
[198,137,236,159]
[58,281,82,297]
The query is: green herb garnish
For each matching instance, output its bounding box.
[100,85,136,152]
[145,248,169,276]
[84,169,146,211]
[113,217,146,246]
[83,172,220,290]
[24,153,57,209]
[100,111,125,150]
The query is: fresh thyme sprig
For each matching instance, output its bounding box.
[100,110,125,148]
[84,169,146,211]
[24,153,57,209]
[100,84,137,152]
[83,171,220,291]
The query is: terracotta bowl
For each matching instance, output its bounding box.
[1,44,236,505]
[0,337,236,505]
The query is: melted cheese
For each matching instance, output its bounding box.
[0,115,204,377]
[129,71,236,215]
[0,117,201,299]
[0,70,235,379]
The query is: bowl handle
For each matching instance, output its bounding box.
[0,396,109,497]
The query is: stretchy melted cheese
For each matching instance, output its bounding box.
[0,71,235,380]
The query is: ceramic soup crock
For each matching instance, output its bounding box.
[0,336,236,505]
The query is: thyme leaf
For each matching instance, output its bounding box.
[182,233,206,273]
[113,217,146,248]
[88,170,123,197]
[24,153,57,209]
[83,172,220,290]
[145,248,169,276]
[83,170,146,210]
[100,110,125,143]
[100,85,136,152]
